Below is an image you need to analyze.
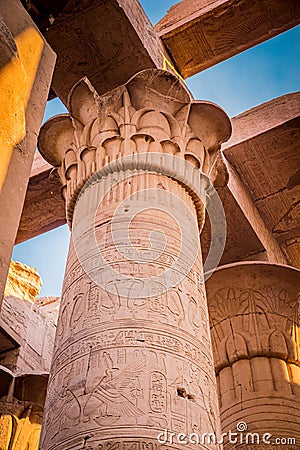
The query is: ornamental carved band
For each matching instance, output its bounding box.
[38,69,231,226]
[38,69,231,449]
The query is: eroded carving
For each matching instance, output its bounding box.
[0,368,48,450]
[206,262,300,448]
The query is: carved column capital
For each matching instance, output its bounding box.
[38,69,231,450]
[206,262,300,448]
[38,69,231,226]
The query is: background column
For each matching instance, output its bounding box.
[207,262,300,449]
[0,0,56,308]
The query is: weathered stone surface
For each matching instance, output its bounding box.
[0,291,58,447]
[223,92,300,148]
[0,295,58,372]
[156,0,300,78]
[223,92,300,268]
[206,262,300,449]
[37,69,231,449]
[40,0,169,104]
[0,0,56,309]
[4,261,42,303]
[0,365,48,450]
[16,153,66,244]
[224,161,287,264]
[35,296,60,323]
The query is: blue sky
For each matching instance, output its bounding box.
[12,1,300,297]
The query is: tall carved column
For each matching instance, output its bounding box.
[0,0,55,308]
[206,262,300,449]
[38,69,231,449]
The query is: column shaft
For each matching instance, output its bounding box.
[41,173,220,449]
[0,0,56,308]
[206,262,300,450]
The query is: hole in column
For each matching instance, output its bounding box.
[177,387,186,398]
[187,393,196,402]
[177,387,196,401]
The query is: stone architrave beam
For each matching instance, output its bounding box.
[225,160,288,265]
[41,0,171,105]
[223,92,300,268]
[16,153,66,243]
[155,0,300,78]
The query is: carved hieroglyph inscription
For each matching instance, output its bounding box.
[38,69,231,449]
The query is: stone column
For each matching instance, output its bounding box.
[206,262,300,449]
[0,0,56,308]
[38,69,231,449]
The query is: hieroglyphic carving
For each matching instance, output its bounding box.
[41,224,219,448]
[42,198,218,447]
[209,284,299,366]
[38,70,231,449]
[206,263,300,447]
[150,372,167,413]
[43,340,218,446]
